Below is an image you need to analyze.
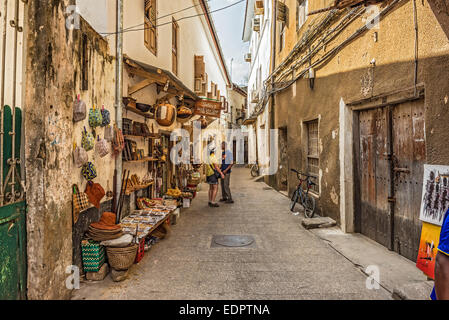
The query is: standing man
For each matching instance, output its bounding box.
[432,208,449,300]
[220,141,234,204]
[206,148,225,208]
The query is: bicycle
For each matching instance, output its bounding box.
[250,163,260,178]
[290,169,317,218]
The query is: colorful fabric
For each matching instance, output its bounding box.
[88,105,103,128]
[73,145,88,168]
[81,127,95,151]
[73,96,86,122]
[73,184,90,224]
[100,107,111,127]
[82,162,97,181]
[96,136,109,158]
[431,208,449,300]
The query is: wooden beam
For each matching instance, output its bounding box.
[128,78,155,95]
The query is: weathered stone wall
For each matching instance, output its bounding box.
[24,0,116,299]
[270,1,449,225]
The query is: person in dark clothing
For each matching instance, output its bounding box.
[220,142,234,204]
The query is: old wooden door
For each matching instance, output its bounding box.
[0,0,27,299]
[358,108,391,249]
[357,98,426,261]
[391,99,426,261]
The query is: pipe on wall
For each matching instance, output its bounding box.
[114,0,123,214]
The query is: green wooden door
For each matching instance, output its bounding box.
[0,202,26,300]
[0,106,26,300]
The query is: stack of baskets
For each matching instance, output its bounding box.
[106,244,138,271]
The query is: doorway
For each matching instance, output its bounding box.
[0,0,27,300]
[278,127,288,192]
[355,98,426,261]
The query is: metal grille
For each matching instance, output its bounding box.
[306,119,319,193]
[0,0,26,207]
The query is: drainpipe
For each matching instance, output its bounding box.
[269,0,277,187]
[115,0,123,213]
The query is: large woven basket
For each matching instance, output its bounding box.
[106,244,138,271]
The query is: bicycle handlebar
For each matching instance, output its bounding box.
[291,169,317,185]
[291,169,311,178]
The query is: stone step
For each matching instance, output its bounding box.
[301,216,337,230]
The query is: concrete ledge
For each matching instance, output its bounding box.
[392,281,434,300]
[302,217,337,230]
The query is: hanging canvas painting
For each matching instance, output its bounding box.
[419,164,449,226]
[416,222,441,279]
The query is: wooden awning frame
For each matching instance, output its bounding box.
[124,55,199,102]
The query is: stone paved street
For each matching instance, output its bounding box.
[72,167,390,300]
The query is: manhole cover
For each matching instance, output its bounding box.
[212,235,255,248]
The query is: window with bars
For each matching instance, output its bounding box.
[296,0,308,31]
[306,119,319,193]
[144,0,157,56]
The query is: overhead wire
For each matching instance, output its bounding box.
[101,0,245,37]
[246,0,403,120]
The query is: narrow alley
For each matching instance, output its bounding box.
[73,167,390,300]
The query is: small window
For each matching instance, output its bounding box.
[279,22,286,52]
[306,119,319,193]
[296,0,308,31]
[144,0,157,56]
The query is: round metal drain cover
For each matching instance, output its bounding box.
[213,235,254,247]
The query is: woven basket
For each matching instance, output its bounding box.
[106,244,138,271]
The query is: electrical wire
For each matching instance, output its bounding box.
[101,0,245,37]
[101,0,216,36]
[246,0,403,120]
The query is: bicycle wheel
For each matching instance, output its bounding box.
[251,165,259,177]
[303,195,316,218]
[290,190,299,212]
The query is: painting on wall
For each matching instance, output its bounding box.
[419,164,449,226]
[416,222,441,279]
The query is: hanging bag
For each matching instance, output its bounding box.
[73,94,87,122]
[72,184,90,224]
[101,105,111,127]
[84,181,105,209]
[96,135,109,158]
[81,126,95,151]
[82,162,97,181]
[104,124,114,142]
[89,105,103,128]
[73,142,88,168]
[112,124,125,156]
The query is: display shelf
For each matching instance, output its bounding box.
[124,105,154,119]
[125,181,154,195]
[124,134,160,139]
[123,157,158,163]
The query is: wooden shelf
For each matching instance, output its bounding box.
[123,157,158,163]
[125,182,154,195]
[124,106,154,119]
[124,134,160,139]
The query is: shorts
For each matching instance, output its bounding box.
[206,174,218,185]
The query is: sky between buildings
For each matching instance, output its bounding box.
[209,0,250,87]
